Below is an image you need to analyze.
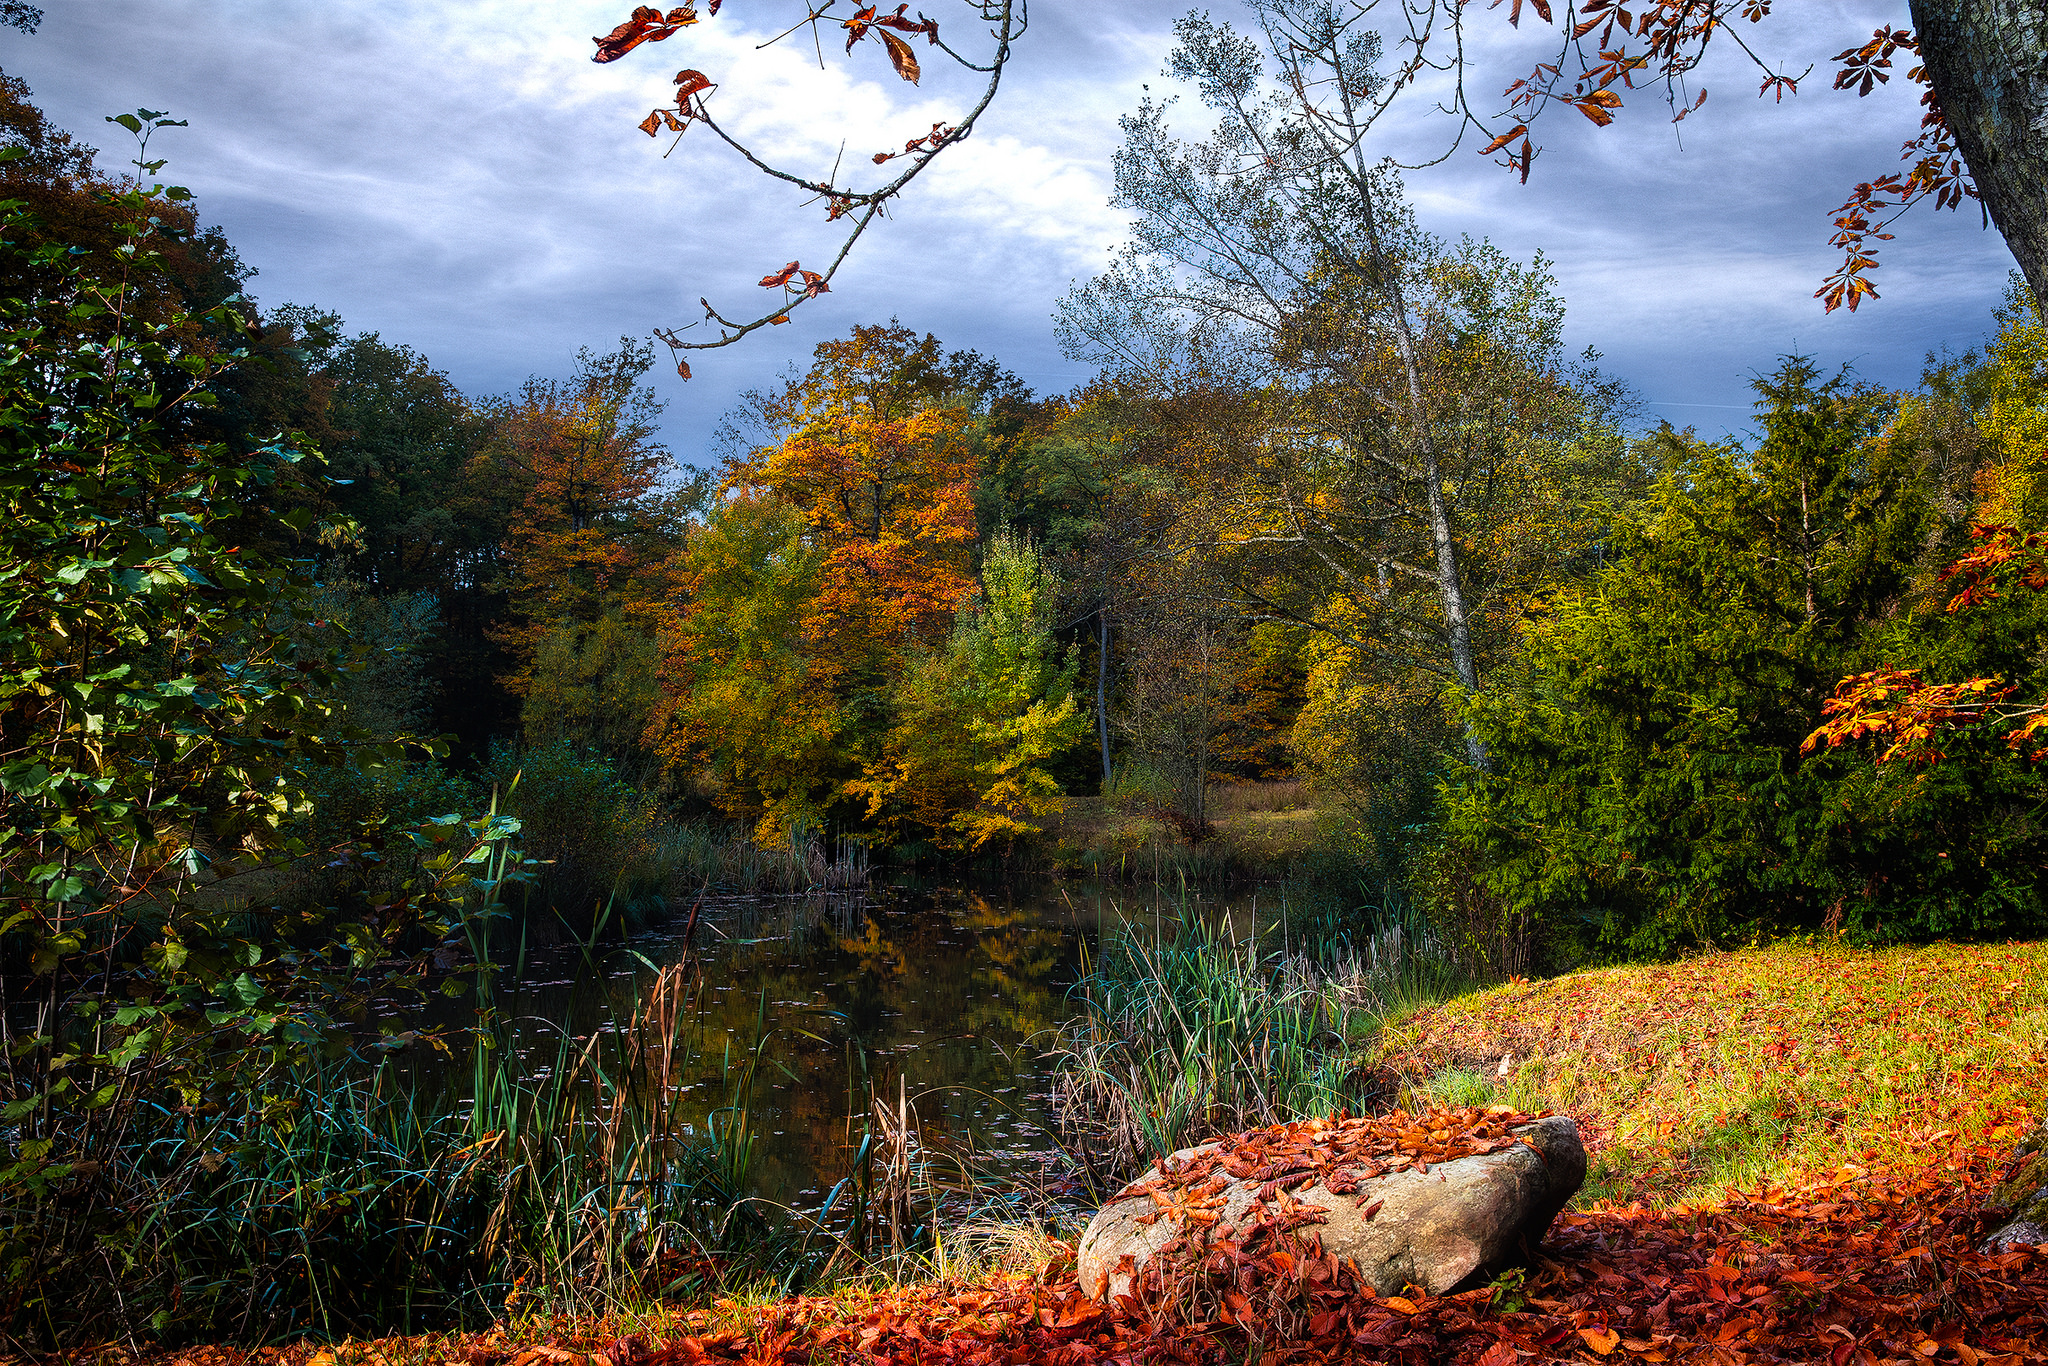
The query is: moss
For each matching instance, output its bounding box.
[1990,1124,2048,1229]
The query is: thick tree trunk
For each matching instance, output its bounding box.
[1911,0,2048,305]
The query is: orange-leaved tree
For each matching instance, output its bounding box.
[485,340,680,711]
[734,323,980,673]
[652,324,982,838]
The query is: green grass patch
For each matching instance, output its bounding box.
[1379,937,2048,1208]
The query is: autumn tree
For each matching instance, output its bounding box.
[653,324,990,838]
[485,340,688,762]
[1062,16,1632,779]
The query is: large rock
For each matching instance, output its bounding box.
[1982,1121,2048,1254]
[1077,1110,1585,1303]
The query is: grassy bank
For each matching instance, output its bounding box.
[46,939,2048,1364]
[1381,938,2048,1209]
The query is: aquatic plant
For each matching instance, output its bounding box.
[1044,906,1467,1189]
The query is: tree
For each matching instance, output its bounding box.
[587,1,1027,373]
[727,323,980,680]
[1061,14,1627,773]
[854,531,1087,849]
[651,491,840,839]
[1444,358,2046,953]
[485,339,682,704]
[654,326,982,837]
[1804,280,2048,769]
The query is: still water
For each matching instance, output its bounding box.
[481,881,1265,1212]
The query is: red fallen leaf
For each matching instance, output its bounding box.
[758,261,802,288]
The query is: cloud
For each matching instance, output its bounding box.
[4,0,2017,459]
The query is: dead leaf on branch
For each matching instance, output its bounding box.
[843,5,937,81]
[592,6,698,63]
[878,30,921,84]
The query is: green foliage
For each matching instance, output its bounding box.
[854,532,1088,849]
[1444,358,2046,955]
[522,608,662,765]
[0,172,538,1345]
[659,491,840,841]
[481,737,664,923]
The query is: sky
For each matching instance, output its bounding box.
[4,1,2021,467]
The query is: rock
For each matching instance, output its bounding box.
[1982,1220,2048,1253]
[1077,1109,1585,1303]
[1980,1122,2048,1254]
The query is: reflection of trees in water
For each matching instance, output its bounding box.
[956,893,1070,1039]
[584,890,1083,1202]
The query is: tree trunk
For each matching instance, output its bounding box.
[1911,0,2048,305]
[1323,50,1494,773]
[1096,607,1113,791]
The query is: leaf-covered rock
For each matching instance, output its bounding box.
[1076,1107,1584,1303]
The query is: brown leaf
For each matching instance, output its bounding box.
[878,30,921,84]
[593,6,686,63]
[1480,123,1529,156]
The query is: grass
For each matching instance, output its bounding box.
[1044,905,1471,1189]
[1379,936,2048,1209]
[0,943,818,1348]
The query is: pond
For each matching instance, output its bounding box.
[473,880,1271,1217]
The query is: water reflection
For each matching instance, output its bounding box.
[481,881,1264,1211]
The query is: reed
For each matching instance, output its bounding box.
[0,929,807,1347]
[1045,905,1469,1190]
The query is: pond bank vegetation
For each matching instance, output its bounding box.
[48,937,2048,1365]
